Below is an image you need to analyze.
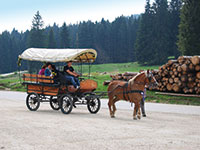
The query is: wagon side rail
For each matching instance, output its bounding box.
[22,74,54,84]
[22,74,60,96]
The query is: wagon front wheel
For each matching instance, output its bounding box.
[26,93,40,111]
[87,98,101,114]
[60,94,73,114]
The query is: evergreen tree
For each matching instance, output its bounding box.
[135,0,155,65]
[135,0,172,65]
[0,4,186,73]
[127,15,139,62]
[69,24,79,48]
[169,0,182,58]
[78,21,95,48]
[60,22,70,48]
[111,16,129,63]
[0,31,15,73]
[28,11,46,73]
[93,18,111,63]
[47,28,56,48]
[28,11,45,48]
[177,0,200,55]
[152,0,170,64]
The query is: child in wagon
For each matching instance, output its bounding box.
[39,64,47,75]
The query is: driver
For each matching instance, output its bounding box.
[64,61,80,89]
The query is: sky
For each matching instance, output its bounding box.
[0,0,146,33]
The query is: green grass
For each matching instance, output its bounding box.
[0,75,25,92]
[0,62,200,106]
[146,90,200,106]
[74,62,159,74]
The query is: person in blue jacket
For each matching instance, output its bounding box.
[44,62,53,76]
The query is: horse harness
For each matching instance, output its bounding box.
[122,82,144,102]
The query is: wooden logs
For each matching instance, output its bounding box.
[110,72,138,81]
[148,55,200,94]
[195,65,200,71]
[173,84,180,92]
[181,64,188,72]
[107,56,200,95]
[196,72,200,79]
[191,56,200,65]
[167,84,173,91]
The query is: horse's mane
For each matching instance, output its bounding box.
[128,71,146,85]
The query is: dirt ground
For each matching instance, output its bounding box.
[0,91,200,150]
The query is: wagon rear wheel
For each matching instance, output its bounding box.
[26,93,40,111]
[60,94,73,114]
[50,96,60,110]
[87,97,101,114]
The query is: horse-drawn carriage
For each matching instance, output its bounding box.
[18,48,101,114]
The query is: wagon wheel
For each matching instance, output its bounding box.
[87,97,101,114]
[60,94,73,114]
[26,93,40,111]
[50,96,60,110]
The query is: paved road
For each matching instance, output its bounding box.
[1,90,200,115]
[0,91,200,150]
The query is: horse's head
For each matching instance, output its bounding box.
[145,70,158,88]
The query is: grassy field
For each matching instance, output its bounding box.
[0,73,25,91]
[74,62,159,73]
[0,62,200,106]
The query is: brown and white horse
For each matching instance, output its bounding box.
[107,70,158,120]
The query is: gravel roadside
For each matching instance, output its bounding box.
[0,91,200,150]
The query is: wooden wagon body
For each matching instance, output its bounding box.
[19,48,101,114]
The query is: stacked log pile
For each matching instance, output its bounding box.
[103,72,138,85]
[152,56,200,94]
[110,72,138,81]
[104,56,200,94]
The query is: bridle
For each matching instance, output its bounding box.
[146,72,158,88]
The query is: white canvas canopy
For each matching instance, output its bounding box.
[18,48,97,63]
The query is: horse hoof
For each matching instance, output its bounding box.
[133,117,137,120]
[137,116,141,120]
[142,114,146,117]
[111,116,115,118]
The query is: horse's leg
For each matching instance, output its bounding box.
[108,96,115,118]
[112,102,117,117]
[133,102,140,120]
[108,99,113,118]
[133,103,137,120]
[140,99,146,117]
[137,102,141,119]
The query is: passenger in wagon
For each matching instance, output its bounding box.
[51,64,58,77]
[39,64,47,75]
[44,62,53,76]
[64,61,80,89]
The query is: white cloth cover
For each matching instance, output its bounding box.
[18,48,97,63]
